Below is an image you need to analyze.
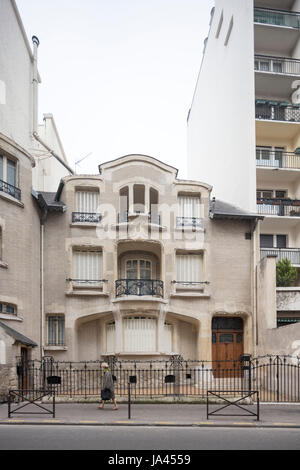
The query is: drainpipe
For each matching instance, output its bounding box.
[32,36,40,134]
[40,208,47,360]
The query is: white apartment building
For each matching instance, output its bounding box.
[188,0,300,305]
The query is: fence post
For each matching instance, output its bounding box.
[276,355,280,402]
[128,381,131,420]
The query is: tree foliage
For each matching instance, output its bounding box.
[276,258,298,287]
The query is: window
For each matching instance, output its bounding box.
[177,195,202,227]
[123,317,156,352]
[73,250,103,286]
[260,234,274,248]
[126,260,152,280]
[277,312,300,327]
[0,303,16,315]
[0,154,20,200]
[176,253,203,286]
[106,322,115,353]
[133,185,145,213]
[163,323,173,352]
[47,316,65,346]
[76,190,99,213]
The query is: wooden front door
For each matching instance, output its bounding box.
[212,318,244,378]
[20,347,28,390]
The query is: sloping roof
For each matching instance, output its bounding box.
[35,191,66,212]
[0,321,38,347]
[210,199,264,221]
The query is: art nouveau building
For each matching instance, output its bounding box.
[34,154,260,363]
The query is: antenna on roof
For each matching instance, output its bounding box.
[75,153,92,173]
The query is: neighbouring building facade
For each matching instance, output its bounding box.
[187,0,300,353]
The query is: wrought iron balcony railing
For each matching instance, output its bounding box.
[257,198,300,216]
[176,217,203,228]
[256,151,300,169]
[254,7,300,29]
[260,247,300,265]
[255,54,300,76]
[66,278,107,287]
[0,179,21,201]
[117,211,161,225]
[72,212,102,223]
[115,279,164,298]
[255,101,300,122]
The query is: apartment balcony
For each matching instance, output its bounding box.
[115,279,164,298]
[254,7,300,29]
[256,101,300,141]
[256,150,300,169]
[261,247,300,266]
[257,198,300,216]
[117,211,161,226]
[0,179,21,201]
[72,212,102,223]
[254,8,300,56]
[255,55,300,99]
[255,101,300,122]
[176,217,203,229]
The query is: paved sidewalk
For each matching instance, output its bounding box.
[1,402,300,428]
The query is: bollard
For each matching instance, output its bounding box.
[128,382,131,420]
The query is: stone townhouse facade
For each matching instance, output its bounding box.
[34,154,260,364]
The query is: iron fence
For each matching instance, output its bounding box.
[257,198,300,216]
[0,179,21,201]
[115,279,164,298]
[15,355,300,402]
[72,212,102,223]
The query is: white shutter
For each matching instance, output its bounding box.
[76,191,99,213]
[163,323,173,352]
[74,251,102,285]
[178,196,200,218]
[106,322,115,353]
[124,317,156,352]
[176,254,202,283]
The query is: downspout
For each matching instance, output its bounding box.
[40,208,47,359]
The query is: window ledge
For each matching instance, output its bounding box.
[44,345,68,351]
[70,223,102,228]
[170,292,210,299]
[65,290,109,297]
[0,314,22,321]
[0,261,8,269]
[0,191,24,207]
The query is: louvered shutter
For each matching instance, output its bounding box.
[106,322,116,353]
[124,317,156,352]
[178,196,200,218]
[76,191,99,213]
[74,251,102,285]
[176,254,202,283]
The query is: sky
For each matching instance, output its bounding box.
[16,0,214,178]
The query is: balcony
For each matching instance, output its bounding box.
[72,212,102,223]
[255,54,300,76]
[261,247,300,266]
[117,211,161,225]
[254,7,300,29]
[0,179,21,201]
[257,198,300,216]
[256,150,300,169]
[115,279,164,298]
[176,217,203,229]
[256,101,300,122]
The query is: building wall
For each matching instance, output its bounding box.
[187,0,256,212]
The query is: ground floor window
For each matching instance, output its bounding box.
[47,315,65,346]
[123,317,156,352]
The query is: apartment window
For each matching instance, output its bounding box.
[0,154,20,200]
[76,190,99,213]
[126,259,152,280]
[0,303,16,315]
[256,147,284,168]
[123,317,156,352]
[176,253,203,286]
[106,322,115,353]
[73,250,103,286]
[133,184,145,213]
[255,58,283,74]
[257,190,287,199]
[260,234,287,248]
[177,195,201,227]
[47,316,65,346]
[163,322,173,352]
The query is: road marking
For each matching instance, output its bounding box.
[115,421,136,424]
[7,420,25,423]
[43,420,61,423]
[198,422,215,425]
[79,420,99,424]
[232,422,255,426]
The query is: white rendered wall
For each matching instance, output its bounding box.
[0,0,34,151]
[187,0,256,212]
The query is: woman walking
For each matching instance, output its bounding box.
[99,362,118,410]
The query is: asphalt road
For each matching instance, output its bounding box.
[0,425,300,450]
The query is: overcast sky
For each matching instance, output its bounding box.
[16,0,214,178]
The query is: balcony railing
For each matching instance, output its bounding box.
[255,54,300,75]
[72,212,102,223]
[254,7,300,29]
[257,198,300,216]
[255,101,300,122]
[176,217,203,228]
[261,247,300,265]
[0,179,21,201]
[115,279,164,298]
[117,211,161,225]
[256,151,300,169]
